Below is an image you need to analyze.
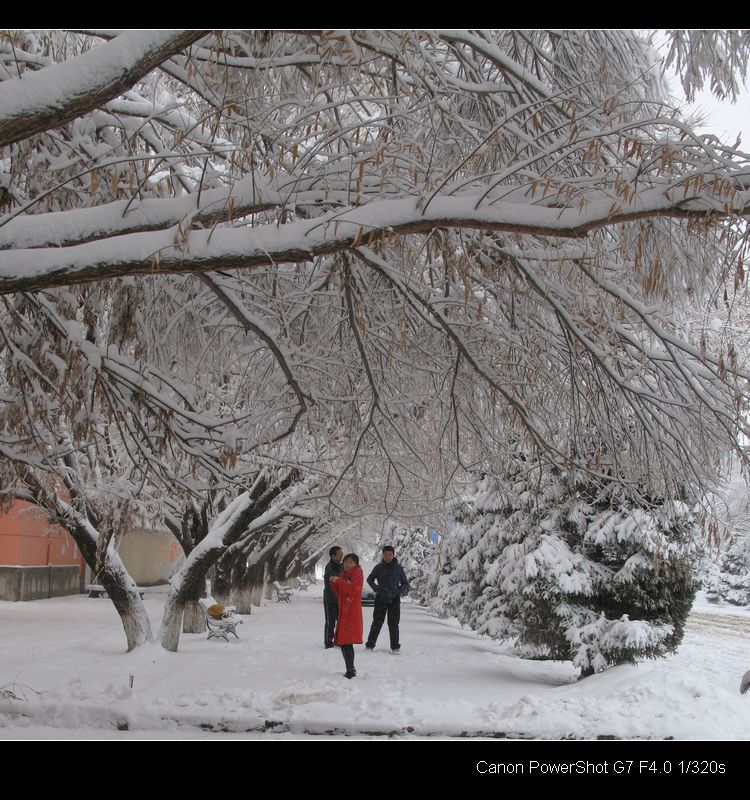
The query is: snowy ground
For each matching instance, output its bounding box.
[0,586,748,740]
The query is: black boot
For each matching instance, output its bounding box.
[342,644,356,678]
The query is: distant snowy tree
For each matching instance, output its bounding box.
[697,466,750,607]
[713,536,750,606]
[383,520,437,604]
[158,466,323,651]
[212,503,327,612]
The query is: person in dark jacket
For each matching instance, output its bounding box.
[330,553,364,678]
[365,545,410,652]
[323,546,344,648]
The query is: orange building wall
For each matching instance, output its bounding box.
[0,500,85,573]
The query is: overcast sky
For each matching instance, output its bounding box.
[684,85,750,147]
[651,30,750,148]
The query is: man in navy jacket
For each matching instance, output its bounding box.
[323,546,343,648]
[365,545,410,652]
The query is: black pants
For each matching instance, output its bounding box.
[323,600,338,646]
[340,644,355,674]
[366,599,401,649]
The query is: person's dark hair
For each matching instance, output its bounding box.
[343,553,360,565]
[382,545,395,554]
[329,546,342,558]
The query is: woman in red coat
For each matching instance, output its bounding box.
[329,553,363,678]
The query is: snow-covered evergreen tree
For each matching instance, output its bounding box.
[434,456,698,676]
[714,536,750,606]
[696,466,750,607]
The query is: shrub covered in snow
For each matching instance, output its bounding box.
[434,458,698,677]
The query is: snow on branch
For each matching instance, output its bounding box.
[0,31,207,147]
[2,187,750,295]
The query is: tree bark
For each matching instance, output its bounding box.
[214,551,257,612]
[159,556,215,651]
[251,579,266,608]
[230,586,254,615]
[182,600,207,634]
[160,589,185,653]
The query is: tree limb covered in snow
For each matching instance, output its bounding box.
[2,187,750,294]
[2,28,750,523]
[0,31,208,147]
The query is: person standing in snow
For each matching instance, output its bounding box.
[365,545,410,653]
[329,553,364,678]
[323,545,344,648]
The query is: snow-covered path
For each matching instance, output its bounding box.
[0,587,748,739]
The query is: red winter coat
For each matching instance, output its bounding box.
[331,565,363,645]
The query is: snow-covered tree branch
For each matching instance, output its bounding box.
[2,32,750,654]
[0,31,207,147]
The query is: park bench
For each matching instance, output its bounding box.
[272,581,293,603]
[199,599,243,642]
[296,577,312,591]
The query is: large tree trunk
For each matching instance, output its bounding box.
[119,608,151,652]
[83,536,154,651]
[215,541,261,611]
[19,484,154,652]
[264,562,275,601]
[160,566,214,651]
[244,559,268,608]
[160,589,186,652]
[180,566,208,634]
[251,579,266,607]
[182,600,207,634]
[215,559,255,613]
[94,562,153,651]
[212,555,237,607]
[93,554,154,651]
[159,537,225,651]
[231,586,254,615]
